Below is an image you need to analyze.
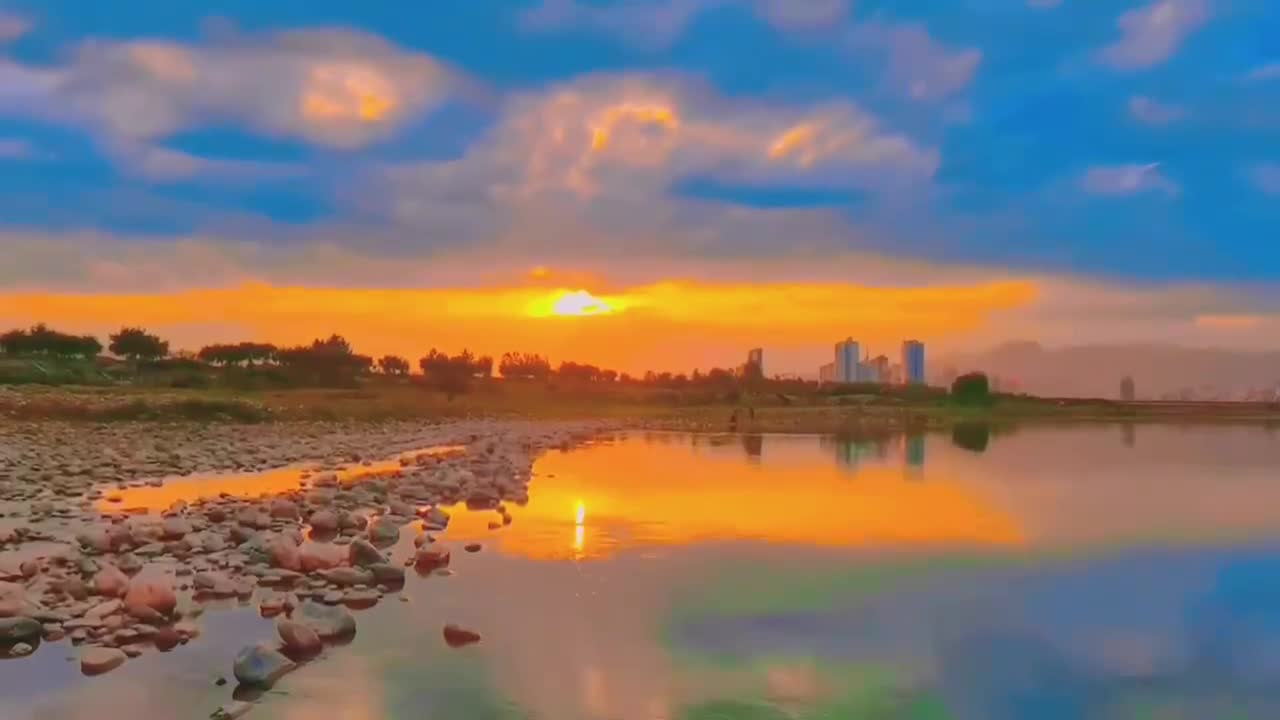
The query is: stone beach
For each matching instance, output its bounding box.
[0,419,615,717]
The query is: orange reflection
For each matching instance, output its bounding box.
[96,446,462,513]
[442,436,1024,560]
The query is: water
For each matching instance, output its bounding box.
[7,424,1280,720]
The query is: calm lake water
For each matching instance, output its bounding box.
[7,424,1280,720]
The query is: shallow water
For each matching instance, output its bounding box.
[7,424,1280,720]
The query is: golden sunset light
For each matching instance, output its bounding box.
[0,277,1036,374]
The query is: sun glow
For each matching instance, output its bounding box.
[548,290,615,317]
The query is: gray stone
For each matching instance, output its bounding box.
[366,517,400,548]
[368,563,405,585]
[321,567,373,587]
[232,643,296,687]
[0,616,41,643]
[347,539,385,567]
[294,601,356,639]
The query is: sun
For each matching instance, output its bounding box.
[550,290,613,317]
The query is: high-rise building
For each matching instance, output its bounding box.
[835,339,861,383]
[901,340,926,385]
[818,362,835,383]
[747,347,764,374]
[867,355,890,384]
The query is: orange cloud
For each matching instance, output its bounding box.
[1194,313,1266,330]
[0,278,1037,374]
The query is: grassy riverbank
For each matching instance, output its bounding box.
[3,379,1278,429]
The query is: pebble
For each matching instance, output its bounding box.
[442,624,482,648]
[294,601,356,639]
[80,647,127,675]
[276,618,322,655]
[233,644,296,687]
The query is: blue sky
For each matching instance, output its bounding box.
[1,0,1279,351]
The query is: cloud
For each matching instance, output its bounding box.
[1251,164,1280,196]
[1194,313,1265,330]
[754,0,849,30]
[1127,95,1184,125]
[1079,163,1179,196]
[520,0,849,44]
[1098,0,1210,70]
[846,22,982,102]
[520,2,977,104]
[106,141,302,183]
[0,138,34,158]
[1246,62,1280,81]
[1,29,455,150]
[0,13,29,42]
[519,0,711,49]
[367,72,937,246]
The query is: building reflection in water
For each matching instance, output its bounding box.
[821,434,891,472]
[904,433,926,473]
[1122,423,1136,449]
[741,433,764,462]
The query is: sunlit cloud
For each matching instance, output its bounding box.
[0,28,454,151]
[1195,314,1266,330]
[374,72,936,235]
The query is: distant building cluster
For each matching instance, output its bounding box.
[817,338,926,385]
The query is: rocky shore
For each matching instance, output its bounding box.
[0,419,616,717]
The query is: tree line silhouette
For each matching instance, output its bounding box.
[0,323,969,401]
[0,323,772,392]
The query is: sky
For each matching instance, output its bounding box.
[0,0,1278,375]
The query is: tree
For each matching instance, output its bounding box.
[1120,376,1136,401]
[1,325,101,359]
[108,327,169,362]
[419,349,476,400]
[473,355,494,379]
[378,355,411,376]
[557,361,608,382]
[276,335,372,386]
[950,372,991,405]
[499,352,551,380]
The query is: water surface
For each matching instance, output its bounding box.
[7,424,1280,720]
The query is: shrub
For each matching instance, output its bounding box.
[950,372,991,405]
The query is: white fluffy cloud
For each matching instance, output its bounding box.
[1098,0,1209,70]
[1,29,453,150]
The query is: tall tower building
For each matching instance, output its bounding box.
[901,340,926,385]
[835,339,861,383]
[747,347,764,375]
